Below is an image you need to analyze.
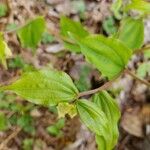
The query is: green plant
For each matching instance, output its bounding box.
[0,0,150,149]
[0,3,8,17]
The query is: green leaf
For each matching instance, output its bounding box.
[6,23,17,31]
[79,34,132,79]
[96,135,107,150]
[46,125,62,137]
[23,138,33,150]
[125,0,150,14]
[46,118,65,137]
[92,91,121,149]
[8,55,25,69]
[0,69,78,106]
[0,3,8,17]
[17,16,46,50]
[76,99,112,149]
[137,62,150,78]
[118,17,144,50]
[55,118,65,129]
[17,114,35,134]
[102,16,117,35]
[57,102,77,118]
[41,32,54,44]
[111,0,123,19]
[0,34,12,69]
[60,16,89,53]
[0,112,8,131]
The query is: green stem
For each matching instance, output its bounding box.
[77,79,115,98]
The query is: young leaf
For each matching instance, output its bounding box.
[125,0,150,14]
[57,102,77,118]
[0,34,12,69]
[76,99,113,149]
[92,91,121,149]
[79,34,132,79]
[0,69,79,106]
[118,17,144,50]
[17,16,46,50]
[60,16,89,53]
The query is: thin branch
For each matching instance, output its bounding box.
[77,80,114,98]
[125,69,150,87]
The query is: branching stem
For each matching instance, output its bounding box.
[78,79,115,98]
[125,69,150,87]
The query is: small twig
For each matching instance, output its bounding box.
[77,79,115,98]
[0,127,21,150]
[125,69,150,87]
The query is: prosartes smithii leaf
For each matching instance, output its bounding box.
[0,69,79,106]
[76,100,113,149]
[17,16,46,50]
[92,91,121,150]
[60,16,89,53]
[79,35,132,79]
[118,17,144,51]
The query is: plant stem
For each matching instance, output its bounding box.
[134,45,150,54]
[125,69,150,87]
[77,80,114,98]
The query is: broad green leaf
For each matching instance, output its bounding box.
[137,62,150,78]
[118,17,144,50]
[17,16,46,50]
[125,0,150,14]
[57,102,77,118]
[0,112,8,131]
[92,91,121,149]
[0,69,79,106]
[111,0,123,19]
[76,99,112,149]
[79,34,132,79]
[0,34,12,69]
[60,16,89,53]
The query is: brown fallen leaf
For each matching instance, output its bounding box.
[121,107,144,137]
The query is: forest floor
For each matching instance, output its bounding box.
[0,0,150,150]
